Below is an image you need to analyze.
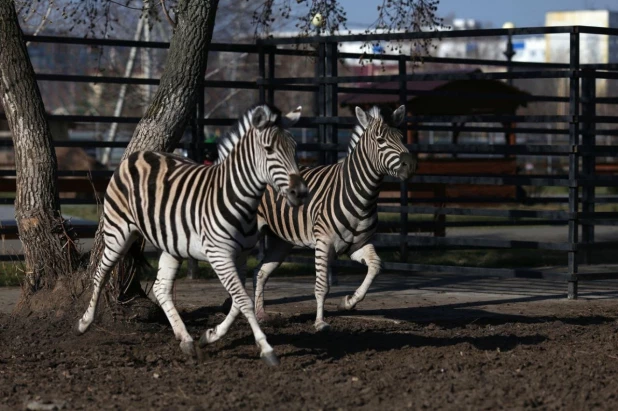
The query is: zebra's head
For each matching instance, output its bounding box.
[251,105,308,207]
[354,105,417,180]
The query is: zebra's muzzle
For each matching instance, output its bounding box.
[286,174,309,206]
[397,152,417,180]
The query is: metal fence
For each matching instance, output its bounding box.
[257,25,618,299]
[1,26,617,298]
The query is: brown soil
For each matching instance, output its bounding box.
[2,277,618,410]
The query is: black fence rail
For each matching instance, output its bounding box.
[256,25,618,299]
[0,26,616,299]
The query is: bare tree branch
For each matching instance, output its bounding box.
[160,0,177,28]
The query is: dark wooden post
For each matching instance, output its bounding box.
[581,68,596,265]
[567,28,580,299]
[399,56,409,263]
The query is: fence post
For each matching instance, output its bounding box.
[567,28,580,299]
[186,70,206,280]
[581,68,596,265]
[317,42,326,165]
[325,42,338,164]
[258,43,266,104]
[257,42,266,264]
[325,41,340,285]
[399,56,409,263]
[267,46,275,105]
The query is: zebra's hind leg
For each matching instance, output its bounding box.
[253,234,294,322]
[339,243,381,311]
[314,240,334,332]
[203,256,279,366]
[77,233,138,335]
[152,252,196,357]
[199,302,240,346]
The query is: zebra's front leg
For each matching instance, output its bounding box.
[314,241,334,332]
[201,256,279,366]
[152,252,196,357]
[339,243,381,311]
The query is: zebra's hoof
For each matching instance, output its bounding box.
[180,341,198,357]
[260,351,280,367]
[75,320,88,336]
[314,321,331,332]
[198,332,208,348]
[337,295,354,311]
[198,329,217,348]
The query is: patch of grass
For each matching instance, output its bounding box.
[0,261,24,287]
[62,205,101,221]
[390,247,618,269]
[401,249,566,268]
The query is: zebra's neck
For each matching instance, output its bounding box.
[340,142,383,212]
[216,137,267,212]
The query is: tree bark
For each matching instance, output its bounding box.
[86,0,219,305]
[0,0,78,300]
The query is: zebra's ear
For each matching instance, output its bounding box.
[281,106,302,128]
[392,105,406,126]
[251,106,271,130]
[355,106,370,128]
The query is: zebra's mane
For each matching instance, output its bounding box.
[215,104,282,164]
[346,106,384,156]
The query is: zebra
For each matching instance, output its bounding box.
[251,105,416,331]
[76,104,308,366]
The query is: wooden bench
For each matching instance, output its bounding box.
[595,162,618,175]
[0,176,109,194]
[380,157,520,237]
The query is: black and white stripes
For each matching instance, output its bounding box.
[253,105,416,330]
[77,104,307,365]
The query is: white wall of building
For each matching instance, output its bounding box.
[545,10,617,64]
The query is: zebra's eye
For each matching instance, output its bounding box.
[265,145,274,154]
[376,137,386,145]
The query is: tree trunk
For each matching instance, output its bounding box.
[0,0,79,303]
[86,0,219,310]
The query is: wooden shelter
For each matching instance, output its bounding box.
[340,70,531,228]
[339,69,530,147]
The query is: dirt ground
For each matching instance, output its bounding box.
[2,273,618,410]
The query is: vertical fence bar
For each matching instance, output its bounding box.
[325,41,339,285]
[258,44,266,103]
[399,56,409,263]
[567,28,580,299]
[267,47,275,105]
[257,43,266,263]
[330,44,338,163]
[317,42,326,165]
[186,70,207,280]
[325,42,337,164]
[581,68,596,265]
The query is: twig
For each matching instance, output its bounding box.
[93,324,138,336]
[160,0,177,28]
[177,387,189,399]
[27,0,54,45]
[337,315,401,325]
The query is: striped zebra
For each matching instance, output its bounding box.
[252,105,416,331]
[76,104,308,366]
